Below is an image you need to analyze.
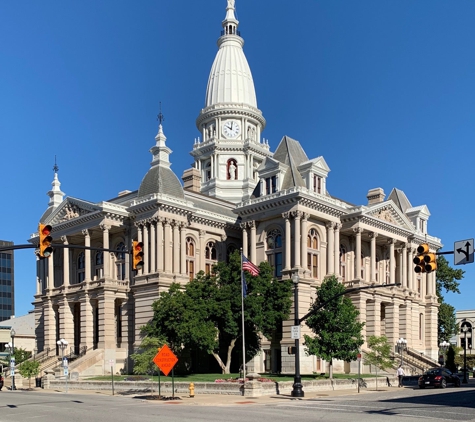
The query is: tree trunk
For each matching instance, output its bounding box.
[212,338,237,374]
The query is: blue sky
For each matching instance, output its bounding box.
[1,0,474,317]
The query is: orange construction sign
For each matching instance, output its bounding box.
[153,344,178,376]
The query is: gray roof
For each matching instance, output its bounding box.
[138,166,185,199]
[387,188,412,213]
[0,313,35,336]
[273,136,308,190]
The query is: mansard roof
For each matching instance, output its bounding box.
[387,188,412,213]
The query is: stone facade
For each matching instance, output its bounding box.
[31,1,441,376]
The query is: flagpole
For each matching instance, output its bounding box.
[240,248,246,388]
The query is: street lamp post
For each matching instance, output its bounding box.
[10,328,16,391]
[460,321,471,384]
[439,341,450,366]
[396,338,407,366]
[57,338,69,393]
[291,273,304,398]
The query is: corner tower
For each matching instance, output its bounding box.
[191,0,271,203]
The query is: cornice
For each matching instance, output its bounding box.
[196,103,266,128]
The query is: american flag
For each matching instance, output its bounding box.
[242,254,260,276]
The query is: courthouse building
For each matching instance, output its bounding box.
[31,1,441,375]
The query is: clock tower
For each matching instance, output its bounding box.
[191,0,271,203]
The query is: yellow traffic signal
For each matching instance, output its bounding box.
[132,241,144,270]
[38,224,53,258]
[413,243,437,273]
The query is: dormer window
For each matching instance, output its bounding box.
[313,175,322,194]
[265,176,277,195]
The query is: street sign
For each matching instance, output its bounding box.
[454,239,474,265]
[153,344,178,376]
[63,357,68,368]
[109,359,114,366]
[64,368,69,376]
[291,325,300,339]
[357,353,361,362]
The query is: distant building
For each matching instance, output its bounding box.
[0,240,15,321]
[452,310,474,354]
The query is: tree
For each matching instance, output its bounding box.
[304,275,365,379]
[143,251,292,374]
[364,335,394,391]
[436,256,464,343]
[445,344,457,373]
[17,360,40,389]
[130,336,166,375]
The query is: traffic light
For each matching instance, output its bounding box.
[413,243,437,273]
[38,224,53,258]
[132,241,144,270]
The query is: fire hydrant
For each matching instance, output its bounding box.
[189,382,195,398]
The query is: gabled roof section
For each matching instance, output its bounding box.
[273,136,308,190]
[299,156,330,174]
[387,188,412,213]
[364,200,416,231]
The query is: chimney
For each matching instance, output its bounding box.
[182,168,201,192]
[367,188,385,205]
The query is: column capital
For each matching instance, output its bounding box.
[334,223,342,231]
[302,212,309,222]
[199,229,206,238]
[291,210,303,220]
[82,229,90,237]
[353,227,364,235]
[61,235,68,244]
[100,223,111,232]
[134,221,144,228]
[326,221,335,230]
[368,231,378,239]
[240,222,248,230]
[248,220,256,229]
[387,238,396,245]
[164,218,172,226]
[221,234,227,242]
[282,212,291,220]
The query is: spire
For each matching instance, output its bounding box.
[47,156,64,208]
[150,104,172,168]
[222,0,239,37]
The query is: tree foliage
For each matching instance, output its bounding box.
[142,251,292,374]
[18,360,40,389]
[130,336,167,375]
[364,335,394,391]
[435,256,464,342]
[304,275,365,379]
[445,344,457,373]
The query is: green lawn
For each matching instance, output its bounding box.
[85,373,379,382]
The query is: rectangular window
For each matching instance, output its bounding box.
[275,252,282,277]
[265,178,271,195]
[271,176,277,193]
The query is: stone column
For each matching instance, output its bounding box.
[43,299,57,350]
[150,220,156,273]
[164,219,172,273]
[60,299,74,345]
[48,251,54,290]
[293,211,302,268]
[326,222,334,275]
[100,224,111,279]
[249,221,257,263]
[407,246,415,290]
[301,213,309,272]
[397,248,402,286]
[61,236,70,287]
[180,223,187,276]
[354,228,363,280]
[82,230,91,282]
[402,243,407,288]
[334,224,341,276]
[142,223,149,274]
[241,223,248,258]
[98,291,116,349]
[80,294,94,351]
[369,232,377,282]
[173,221,180,274]
[283,213,291,271]
[366,299,381,337]
[199,230,206,272]
[156,219,164,272]
[385,301,400,347]
[388,239,395,285]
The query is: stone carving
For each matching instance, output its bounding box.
[229,161,237,180]
[282,212,291,220]
[60,204,82,221]
[325,222,335,230]
[240,222,248,230]
[377,208,396,224]
[82,229,90,237]
[353,227,364,235]
[100,224,111,231]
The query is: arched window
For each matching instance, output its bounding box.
[186,237,196,281]
[77,252,85,283]
[115,242,126,281]
[95,251,104,279]
[205,241,217,274]
[307,228,319,279]
[227,159,238,180]
[266,229,283,277]
[339,245,347,281]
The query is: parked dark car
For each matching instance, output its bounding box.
[418,368,461,389]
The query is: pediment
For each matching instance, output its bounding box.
[46,197,100,225]
[365,201,415,231]
[258,157,287,172]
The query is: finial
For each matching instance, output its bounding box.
[157,102,165,125]
[227,0,235,9]
[53,155,59,174]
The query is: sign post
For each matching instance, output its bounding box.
[63,358,68,393]
[153,345,178,398]
[110,359,115,395]
[357,353,361,393]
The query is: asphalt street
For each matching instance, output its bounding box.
[0,384,475,422]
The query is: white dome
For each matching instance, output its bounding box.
[204,35,257,108]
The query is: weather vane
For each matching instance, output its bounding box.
[157,102,165,125]
[53,155,59,174]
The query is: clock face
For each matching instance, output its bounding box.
[223,121,240,138]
